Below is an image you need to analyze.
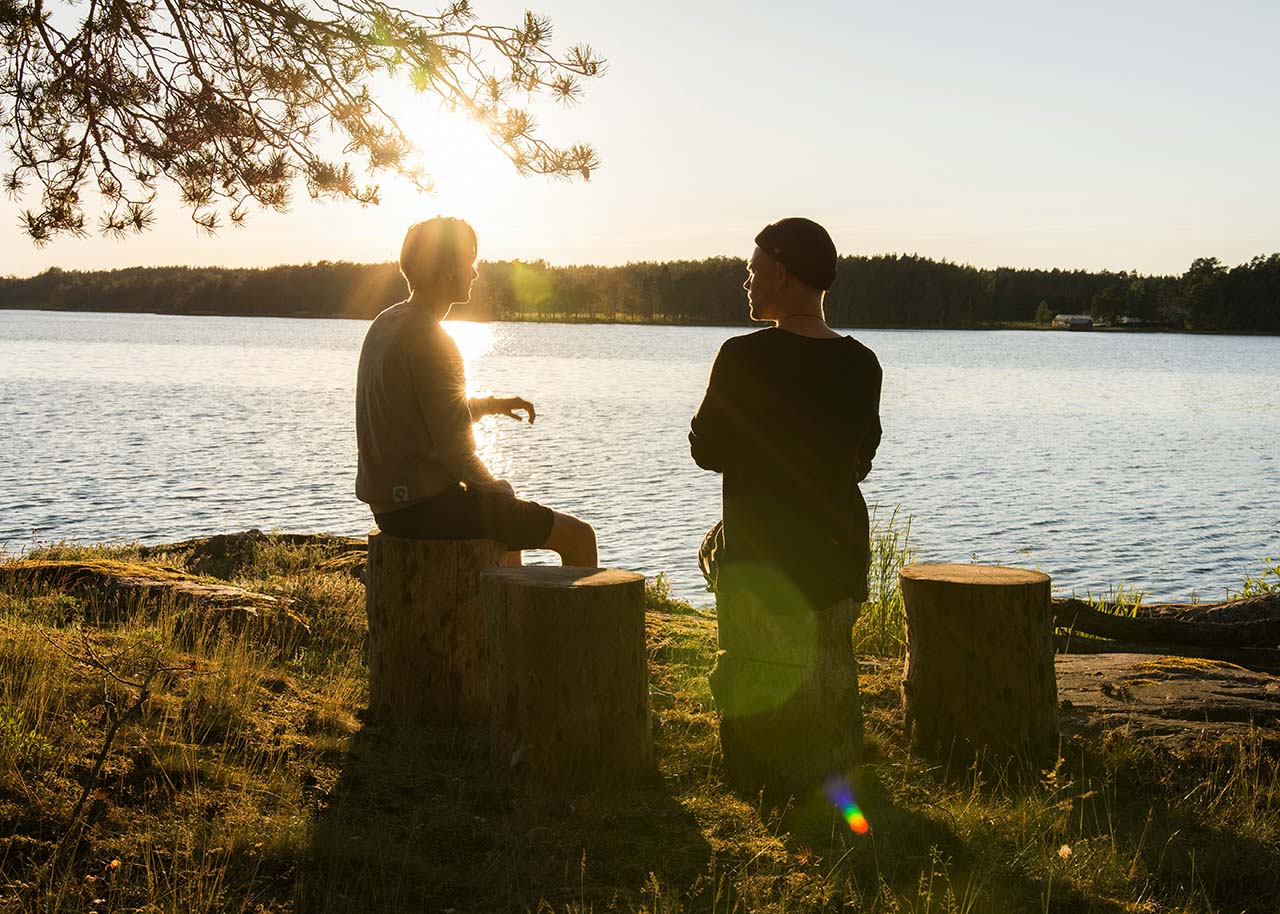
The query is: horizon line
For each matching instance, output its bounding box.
[6,249,1270,284]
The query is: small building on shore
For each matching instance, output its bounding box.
[1052,314,1093,330]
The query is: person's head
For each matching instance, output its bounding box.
[744,217,838,321]
[399,217,479,310]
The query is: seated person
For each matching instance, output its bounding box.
[355,217,596,566]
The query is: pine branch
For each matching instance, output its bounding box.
[1,0,606,241]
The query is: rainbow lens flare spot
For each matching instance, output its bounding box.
[824,775,871,835]
[844,807,870,834]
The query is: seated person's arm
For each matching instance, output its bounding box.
[468,396,536,424]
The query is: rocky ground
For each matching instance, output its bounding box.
[1057,652,1280,747]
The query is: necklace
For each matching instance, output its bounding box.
[777,314,827,328]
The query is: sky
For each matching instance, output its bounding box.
[4,0,1279,277]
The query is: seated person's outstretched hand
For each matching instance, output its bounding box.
[495,396,536,424]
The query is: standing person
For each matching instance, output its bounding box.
[689,216,882,793]
[356,217,597,566]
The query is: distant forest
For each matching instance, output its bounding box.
[3,252,1278,333]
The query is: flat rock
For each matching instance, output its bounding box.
[0,559,271,608]
[0,558,309,653]
[140,529,367,579]
[1056,653,1280,747]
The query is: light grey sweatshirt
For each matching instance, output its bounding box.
[354,302,505,514]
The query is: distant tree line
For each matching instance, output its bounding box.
[2,253,1278,333]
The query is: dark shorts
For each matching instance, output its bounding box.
[373,484,555,551]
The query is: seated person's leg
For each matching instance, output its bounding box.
[542,511,598,567]
[468,487,596,567]
[376,485,596,567]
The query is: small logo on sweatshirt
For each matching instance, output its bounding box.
[392,485,410,503]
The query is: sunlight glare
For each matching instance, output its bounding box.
[442,320,496,385]
[441,319,510,479]
[382,81,515,215]
[471,413,512,481]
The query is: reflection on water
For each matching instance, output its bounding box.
[1,310,1277,605]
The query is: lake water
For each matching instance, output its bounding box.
[1,309,1276,605]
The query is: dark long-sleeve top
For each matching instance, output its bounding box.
[355,302,503,514]
[689,328,883,608]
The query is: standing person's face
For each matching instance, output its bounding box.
[744,246,783,321]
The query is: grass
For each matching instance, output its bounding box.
[857,505,915,658]
[1232,558,1280,600]
[0,527,1277,912]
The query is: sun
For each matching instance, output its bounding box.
[380,82,516,214]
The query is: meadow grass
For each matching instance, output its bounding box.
[0,528,1277,912]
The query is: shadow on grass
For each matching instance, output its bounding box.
[1149,815,1280,912]
[767,766,1124,914]
[295,719,711,913]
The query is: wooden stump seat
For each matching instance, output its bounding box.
[900,563,1058,764]
[482,566,652,783]
[709,582,862,793]
[364,529,505,725]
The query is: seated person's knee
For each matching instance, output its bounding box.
[574,516,596,547]
[545,512,598,567]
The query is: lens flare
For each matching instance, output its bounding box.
[824,775,870,835]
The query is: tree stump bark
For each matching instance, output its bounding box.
[364,529,505,725]
[900,563,1058,764]
[709,584,862,794]
[482,566,652,783]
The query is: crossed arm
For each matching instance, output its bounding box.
[689,340,884,483]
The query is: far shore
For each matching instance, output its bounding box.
[5,303,1268,336]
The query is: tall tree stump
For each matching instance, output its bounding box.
[482,567,652,783]
[900,563,1058,764]
[709,582,861,793]
[364,529,505,725]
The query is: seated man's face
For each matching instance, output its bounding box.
[450,252,480,305]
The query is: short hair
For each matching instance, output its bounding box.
[399,217,478,291]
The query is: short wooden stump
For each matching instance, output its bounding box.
[710,586,862,793]
[364,529,506,725]
[900,563,1058,764]
[482,566,652,783]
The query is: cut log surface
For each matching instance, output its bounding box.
[364,530,506,726]
[900,563,1058,763]
[483,566,652,783]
